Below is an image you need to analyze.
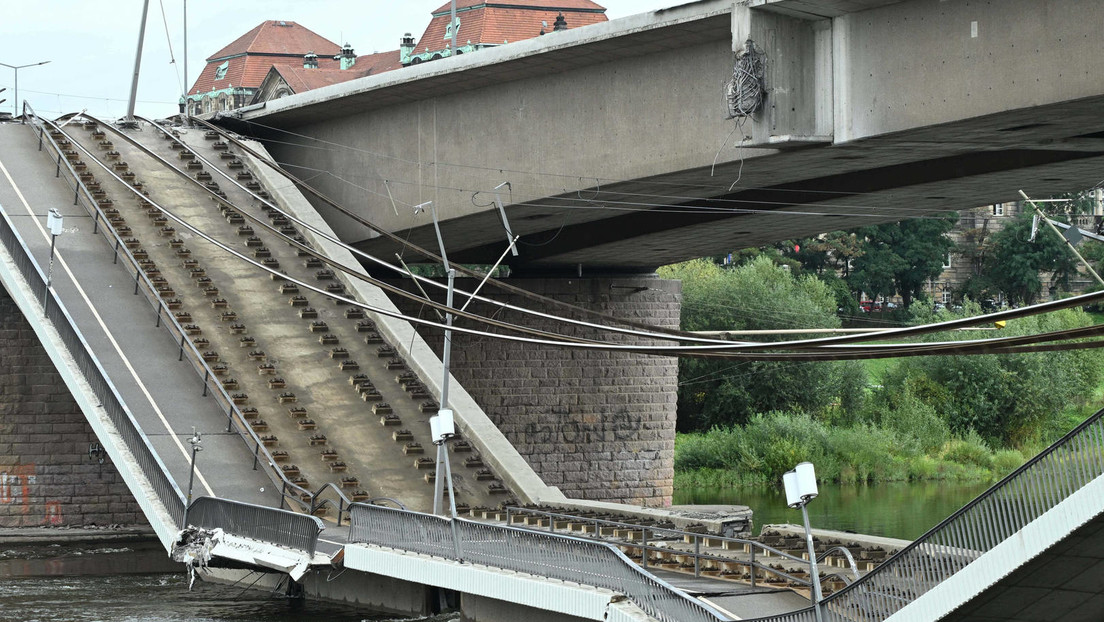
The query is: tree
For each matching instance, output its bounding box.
[659,257,866,431]
[847,216,958,309]
[878,303,1104,446]
[982,213,1078,305]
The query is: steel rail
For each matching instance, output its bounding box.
[196,115,1104,352]
[137,117,739,347]
[23,115,1104,363]
[503,506,813,582]
[27,105,323,516]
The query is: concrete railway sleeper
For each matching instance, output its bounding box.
[35,110,512,517]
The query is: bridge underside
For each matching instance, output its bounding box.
[942,510,1104,622]
[224,0,1104,274]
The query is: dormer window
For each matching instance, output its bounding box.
[444,17,460,40]
[214,61,229,81]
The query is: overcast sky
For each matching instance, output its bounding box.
[0,1,679,119]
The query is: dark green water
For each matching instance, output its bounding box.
[674,481,995,540]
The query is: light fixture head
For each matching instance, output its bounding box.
[47,208,63,236]
[795,461,818,502]
[413,201,432,215]
[783,470,802,508]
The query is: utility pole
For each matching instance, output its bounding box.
[1020,189,1104,287]
[450,0,458,56]
[183,0,189,122]
[125,0,151,124]
[0,60,50,122]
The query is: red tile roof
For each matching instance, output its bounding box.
[269,51,403,94]
[190,21,342,96]
[417,2,607,51]
[208,20,341,60]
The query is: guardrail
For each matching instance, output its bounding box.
[349,503,730,622]
[0,196,186,529]
[187,497,324,556]
[745,405,1104,622]
[21,103,333,517]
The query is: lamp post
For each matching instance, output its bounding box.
[181,427,202,528]
[0,60,50,122]
[43,208,63,308]
[784,462,824,622]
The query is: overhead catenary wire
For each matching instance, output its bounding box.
[46,112,1104,362]
[180,114,1104,355]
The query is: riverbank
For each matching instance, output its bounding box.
[0,527,180,578]
[0,525,159,545]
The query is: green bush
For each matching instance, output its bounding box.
[991,449,1025,478]
[939,431,993,470]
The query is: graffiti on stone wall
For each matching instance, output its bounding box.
[44,501,63,525]
[521,409,643,445]
[0,464,36,514]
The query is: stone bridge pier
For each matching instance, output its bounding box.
[387,274,680,506]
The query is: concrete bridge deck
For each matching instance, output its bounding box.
[223,0,1104,274]
[0,122,275,508]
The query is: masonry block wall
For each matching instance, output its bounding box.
[387,275,680,506]
[0,286,147,528]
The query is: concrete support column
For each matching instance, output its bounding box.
[388,275,680,506]
[0,285,147,528]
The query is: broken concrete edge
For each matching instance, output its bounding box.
[0,525,159,544]
[761,523,912,554]
[547,499,753,538]
[241,140,565,507]
[0,234,180,552]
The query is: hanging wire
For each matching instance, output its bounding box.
[726,39,766,119]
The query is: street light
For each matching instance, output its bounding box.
[43,209,63,308]
[181,427,203,528]
[0,60,50,121]
[784,462,824,622]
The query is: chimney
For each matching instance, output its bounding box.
[336,42,356,70]
[303,51,318,69]
[400,33,416,65]
[553,12,568,31]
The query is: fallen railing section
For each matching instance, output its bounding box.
[745,405,1104,622]
[349,503,730,622]
[187,497,324,556]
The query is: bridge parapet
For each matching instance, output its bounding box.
[348,502,729,622]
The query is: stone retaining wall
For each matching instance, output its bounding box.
[0,286,146,528]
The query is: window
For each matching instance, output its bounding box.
[444,17,460,40]
[992,203,1005,216]
[214,61,229,81]
[942,252,952,269]
[942,291,952,303]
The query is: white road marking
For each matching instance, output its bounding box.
[0,156,216,497]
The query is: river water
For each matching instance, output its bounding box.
[674,480,995,540]
[0,541,421,622]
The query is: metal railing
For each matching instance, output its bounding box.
[746,405,1104,622]
[503,506,816,587]
[349,503,730,622]
[0,200,186,529]
[187,497,324,556]
[20,103,341,518]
